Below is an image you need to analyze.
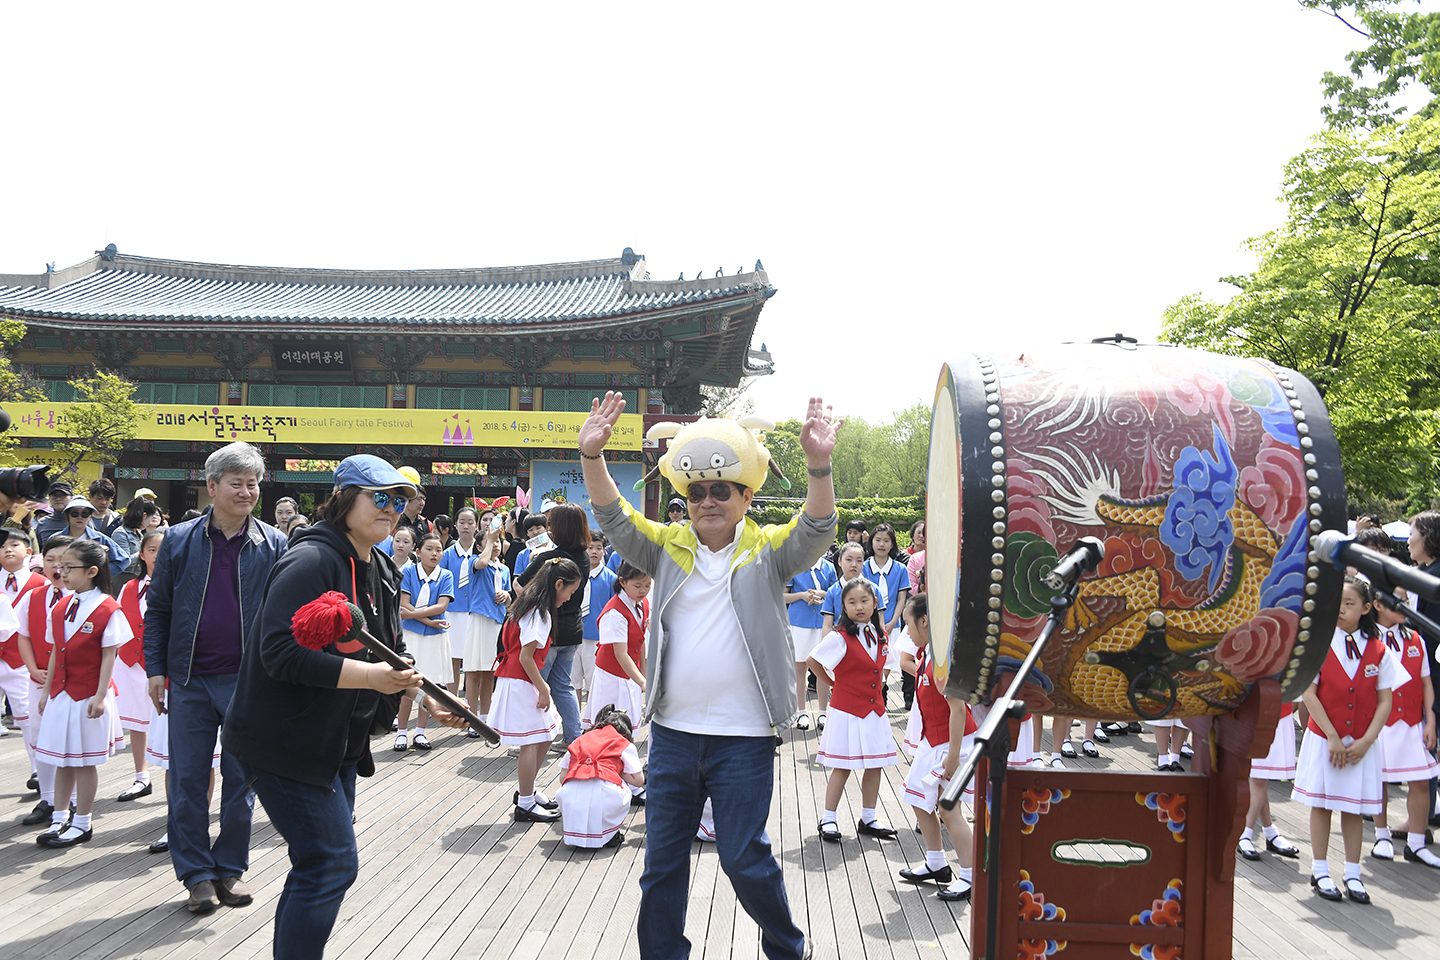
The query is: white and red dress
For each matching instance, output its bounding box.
[814,624,898,770]
[34,588,128,767]
[902,645,976,809]
[0,570,39,752]
[585,593,647,727]
[556,725,642,847]
[1377,625,1440,783]
[1291,628,1406,815]
[13,581,69,762]
[488,607,561,745]
[113,575,151,733]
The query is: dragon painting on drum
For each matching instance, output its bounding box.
[926,340,1347,721]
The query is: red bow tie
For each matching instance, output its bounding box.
[1344,633,1361,660]
[1385,630,1401,652]
[65,598,80,622]
[138,581,149,600]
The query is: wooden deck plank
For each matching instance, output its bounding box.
[3,709,1439,960]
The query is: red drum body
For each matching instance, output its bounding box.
[926,341,1346,720]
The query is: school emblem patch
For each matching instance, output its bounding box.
[1408,645,1422,658]
[1364,663,1380,677]
[80,623,94,634]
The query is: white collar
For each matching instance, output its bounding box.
[869,556,894,575]
[416,564,442,583]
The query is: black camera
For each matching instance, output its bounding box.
[0,464,51,501]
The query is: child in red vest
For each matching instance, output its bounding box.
[113,529,163,801]
[13,535,74,827]
[896,595,977,902]
[1370,585,1440,867]
[584,561,650,728]
[0,528,46,798]
[808,578,899,841]
[490,555,582,823]
[1292,576,1406,902]
[557,703,646,848]
[34,539,129,848]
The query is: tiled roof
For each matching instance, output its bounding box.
[0,249,775,333]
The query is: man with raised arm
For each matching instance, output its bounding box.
[578,393,838,960]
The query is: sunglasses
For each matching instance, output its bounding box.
[370,491,409,512]
[66,510,94,519]
[686,482,737,504]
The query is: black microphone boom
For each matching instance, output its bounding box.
[1314,529,1440,603]
[1042,537,1106,591]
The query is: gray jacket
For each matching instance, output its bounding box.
[592,496,836,729]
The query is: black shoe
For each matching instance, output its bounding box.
[148,837,169,854]
[818,820,842,842]
[1092,727,1110,743]
[40,826,92,849]
[1081,740,1100,758]
[1060,741,1077,759]
[26,772,38,792]
[857,818,898,839]
[412,733,432,751]
[937,879,973,902]
[899,863,954,885]
[1266,835,1300,858]
[117,780,153,801]
[1127,722,1143,733]
[512,790,558,810]
[465,728,483,739]
[1237,838,1261,861]
[603,831,624,849]
[1311,876,1343,902]
[514,804,560,823]
[631,794,646,807]
[1343,878,1371,904]
[22,800,54,826]
[1402,844,1440,868]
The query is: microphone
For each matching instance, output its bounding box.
[1314,529,1440,603]
[1042,537,1106,590]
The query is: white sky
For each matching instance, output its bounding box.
[0,2,1419,423]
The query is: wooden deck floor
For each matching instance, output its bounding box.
[1,709,1437,960]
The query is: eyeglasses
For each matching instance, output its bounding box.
[687,482,737,504]
[370,491,409,512]
[56,564,89,574]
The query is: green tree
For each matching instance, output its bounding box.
[0,318,46,465]
[57,372,150,471]
[1162,113,1440,509]
[1304,1,1440,129]
[763,418,808,499]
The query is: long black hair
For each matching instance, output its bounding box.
[65,539,111,595]
[1342,574,1379,639]
[836,578,884,637]
[510,556,581,624]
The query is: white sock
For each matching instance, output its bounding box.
[957,866,974,882]
[1051,752,1062,762]
[1375,827,1392,841]
[821,810,837,824]
[1409,833,1426,851]
[49,810,67,828]
[1343,861,1361,881]
[925,850,947,871]
[1262,824,1279,841]
[861,807,876,823]
[38,762,56,805]
[518,793,536,811]
[1168,752,1179,766]
[1240,827,1254,842]
[1156,757,1167,769]
[71,812,92,830]
[1312,861,1330,879]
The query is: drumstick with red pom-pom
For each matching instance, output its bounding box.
[292,591,500,744]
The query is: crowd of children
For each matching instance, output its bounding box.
[5,499,1440,923]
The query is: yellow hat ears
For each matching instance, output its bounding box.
[633,416,791,495]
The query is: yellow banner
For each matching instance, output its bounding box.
[0,448,103,488]
[1,403,642,451]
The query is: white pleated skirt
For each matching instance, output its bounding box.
[1378,721,1440,783]
[900,700,923,758]
[585,669,643,728]
[1292,729,1385,814]
[35,688,123,767]
[1251,711,1297,781]
[404,629,453,688]
[816,707,897,770]
[903,733,975,811]
[557,777,630,847]
[112,659,151,732]
[489,676,560,745]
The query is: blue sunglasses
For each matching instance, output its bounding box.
[370,491,409,512]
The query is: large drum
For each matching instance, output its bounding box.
[926,339,1346,720]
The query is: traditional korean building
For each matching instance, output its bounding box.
[0,245,775,519]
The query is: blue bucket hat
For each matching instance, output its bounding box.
[333,455,418,499]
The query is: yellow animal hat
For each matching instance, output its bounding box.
[634,415,791,495]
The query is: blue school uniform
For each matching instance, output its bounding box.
[378,535,393,557]
[472,562,512,625]
[862,556,909,624]
[399,564,455,637]
[788,561,837,630]
[513,547,533,580]
[582,565,619,641]
[606,550,623,574]
[441,541,484,614]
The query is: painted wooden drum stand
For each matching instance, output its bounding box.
[926,339,1347,960]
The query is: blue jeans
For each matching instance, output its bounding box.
[167,673,255,888]
[638,723,806,960]
[241,762,359,960]
[541,643,582,742]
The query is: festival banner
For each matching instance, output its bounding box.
[0,403,643,451]
[530,459,645,523]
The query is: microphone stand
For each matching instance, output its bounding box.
[940,578,1082,960]
[1369,585,1440,644]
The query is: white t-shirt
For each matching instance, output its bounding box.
[653,531,771,737]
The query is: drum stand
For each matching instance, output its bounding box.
[943,580,1081,960]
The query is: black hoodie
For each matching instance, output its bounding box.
[223,521,403,787]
